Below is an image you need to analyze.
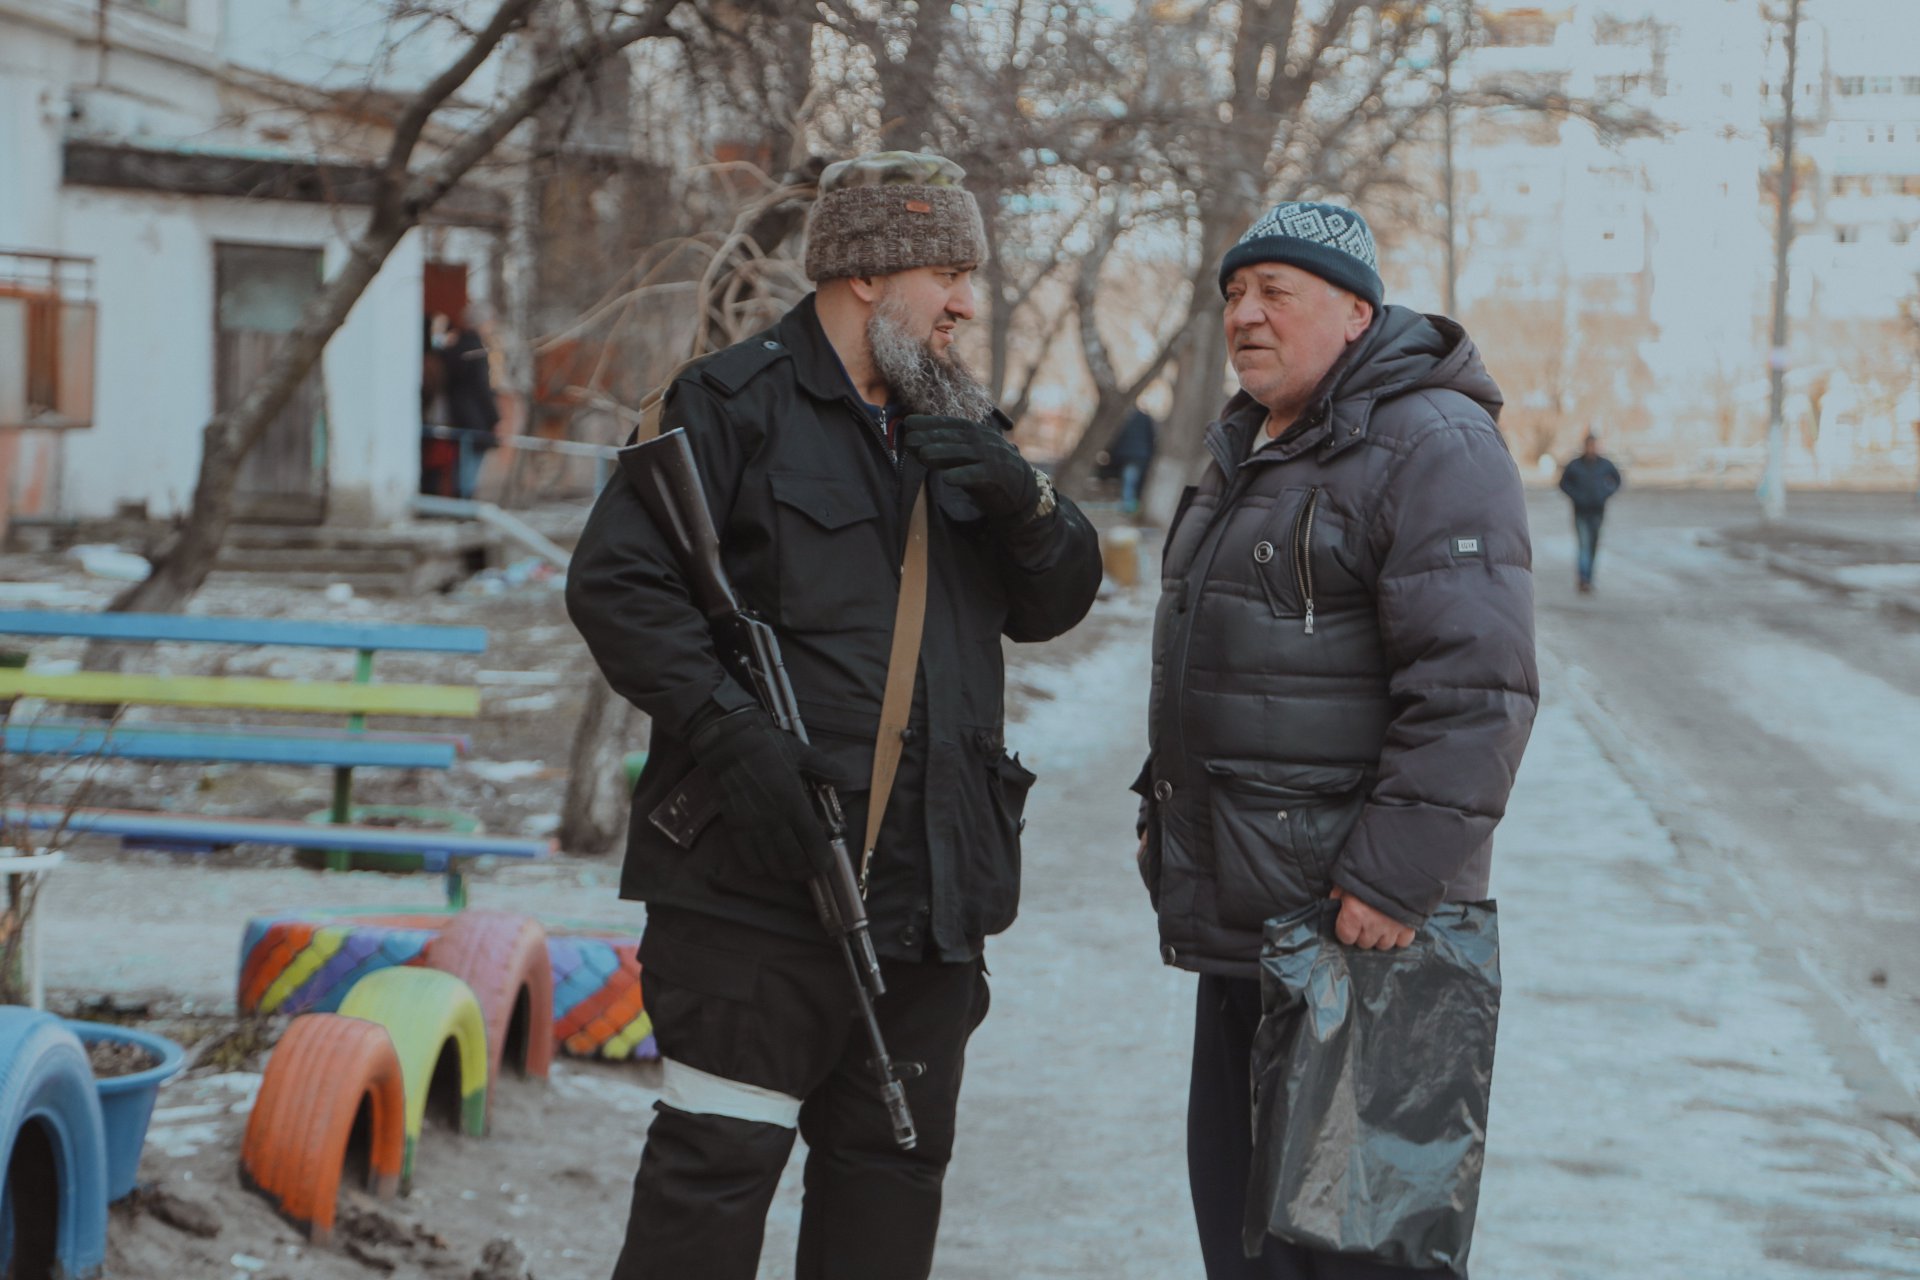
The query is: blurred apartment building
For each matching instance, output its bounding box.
[1413,0,1920,482]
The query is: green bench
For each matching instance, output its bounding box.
[0,609,549,905]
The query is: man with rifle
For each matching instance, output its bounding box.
[566,150,1103,1280]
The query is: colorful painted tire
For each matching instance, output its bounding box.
[0,1008,109,1280]
[550,935,654,1061]
[337,968,488,1182]
[237,914,443,1017]
[240,1014,405,1242]
[426,911,554,1107]
[239,911,656,1062]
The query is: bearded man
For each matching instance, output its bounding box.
[567,150,1103,1280]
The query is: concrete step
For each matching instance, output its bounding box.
[215,546,418,574]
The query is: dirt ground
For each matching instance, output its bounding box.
[4,540,1133,1280]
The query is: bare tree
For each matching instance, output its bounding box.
[104,0,686,618]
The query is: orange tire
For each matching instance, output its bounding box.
[427,911,555,1101]
[240,1013,405,1242]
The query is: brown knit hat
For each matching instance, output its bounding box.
[804,151,988,283]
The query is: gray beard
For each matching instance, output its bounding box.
[866,297,997,422]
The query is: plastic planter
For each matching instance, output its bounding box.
[64,1021,186,1202]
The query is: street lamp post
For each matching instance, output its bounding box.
[1760,0,1802,523]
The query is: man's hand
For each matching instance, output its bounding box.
[1330,885,1415,950]
[901,414,1040,521]
[687,708,842,882]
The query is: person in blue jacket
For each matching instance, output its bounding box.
[1558,433,1623,593]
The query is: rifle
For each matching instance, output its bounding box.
[618,427,918,1151]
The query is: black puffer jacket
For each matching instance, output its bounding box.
[1137,306,1538,976]
[568,296,1103,962]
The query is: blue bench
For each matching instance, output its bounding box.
[0,609,546,905]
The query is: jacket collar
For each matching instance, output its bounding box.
[1204,306,1481,478]
[779,294,867,405]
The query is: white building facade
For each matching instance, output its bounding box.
[0,0,513,532]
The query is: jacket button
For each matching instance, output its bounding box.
[1253,541,1274,564]
[1160,944,1177,966]
[900,726,918,744]
[899,924,921,949]
[762,340,781,350]
[1153,780,1174,802]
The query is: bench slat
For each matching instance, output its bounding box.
[0,610,488,654]
[4,725,456,769]
[5,805,550,861]
[0,671,479,717]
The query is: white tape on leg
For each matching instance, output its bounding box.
[658,1057,803,1128]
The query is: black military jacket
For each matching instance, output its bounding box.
[567,295,1103,960]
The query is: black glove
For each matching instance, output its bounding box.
[901,414,1040,521]
[687,707,841,883]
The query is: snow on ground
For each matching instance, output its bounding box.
[1707,638,1920,824]
[1480,696,1920,1278]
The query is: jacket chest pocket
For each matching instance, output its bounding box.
[1247,486,1334,633]
[1204,761,1366,930]
[769,473,892,632]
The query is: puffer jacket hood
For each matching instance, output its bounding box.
[1211,309,1503,472]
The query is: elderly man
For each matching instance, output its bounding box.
[568,152,1102,1280]
[1134,201,1538,1277]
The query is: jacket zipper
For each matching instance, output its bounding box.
[1292,486,1321,635]
[1167,456,1256,784]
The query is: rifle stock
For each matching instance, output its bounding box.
[617,427,917,1151]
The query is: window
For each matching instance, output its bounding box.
[1904,77,1920,94]
[1484,11,1557,46]
[1594,16,1657,45]
[0,252,96,429]
[1868,75,1895,94]
[112,0,186,22]
[1838,76,1866,95]
[1895,225,1912,244]
[1835,225,1859,243]
[1903,175,1920,195]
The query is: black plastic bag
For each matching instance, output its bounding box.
[1243,898,1500,1274]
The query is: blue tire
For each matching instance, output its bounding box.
[0,1008,109,1280]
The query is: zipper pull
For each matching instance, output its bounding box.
[1303,602,1315,635]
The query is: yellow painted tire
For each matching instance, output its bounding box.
[337,968,488,1187]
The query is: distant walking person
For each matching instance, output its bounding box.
[1557,433,1622,593]
[1108,404,1157,515]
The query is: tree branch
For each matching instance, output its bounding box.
[405,0,681,215]
[383,0,540,190]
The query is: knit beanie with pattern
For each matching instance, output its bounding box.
[1218,200,1384,307]
[804,151,988,283]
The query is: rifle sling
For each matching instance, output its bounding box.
[860,481,929,896]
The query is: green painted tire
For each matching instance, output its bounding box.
[336,968,488,1187]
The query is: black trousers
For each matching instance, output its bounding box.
[612,909,990,1280]
[1189,974,1462,1280]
